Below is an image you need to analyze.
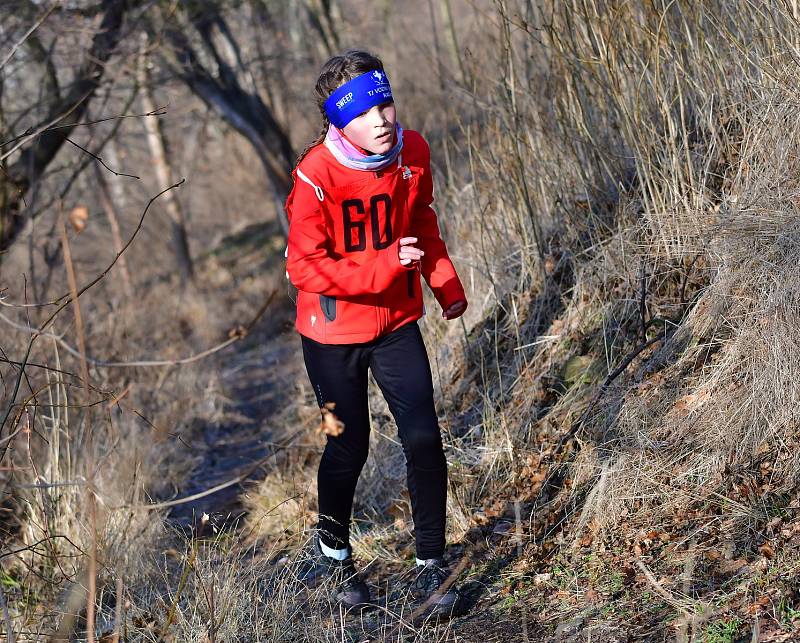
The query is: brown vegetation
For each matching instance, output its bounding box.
[2,1,800,641]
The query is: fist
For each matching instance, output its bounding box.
[398,237,424,266]
[442,300,467,320]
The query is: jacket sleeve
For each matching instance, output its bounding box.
[286,176,411,297]
[412,139,468,311]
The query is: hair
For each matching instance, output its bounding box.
[295,50,386,166]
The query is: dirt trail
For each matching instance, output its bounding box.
[167,321,301,532]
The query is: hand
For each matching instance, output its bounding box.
[398,236,424,266]
[442,300,467,320]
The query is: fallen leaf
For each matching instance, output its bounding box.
[718,558,748,574]
[69,205,89,233]
[747,595,771,614]
[318,402,344,436]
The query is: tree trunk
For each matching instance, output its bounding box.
[0,0,128,255]
[138,47,195,286]
[439,0,467,85]
[160,7,294,236]
[305,0,341,58]
[93,163,134,299]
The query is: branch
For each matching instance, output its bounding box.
[159,12,293,190]
[0,288,276,368]
[64,137,140,179]
[1,0,129,252]
[111,432,304,512]
[0,106,167,151]
[0,3,57,72]
[0,180,182,450]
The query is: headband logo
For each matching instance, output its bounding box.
[335,92,353,110]
[324,70,393,128]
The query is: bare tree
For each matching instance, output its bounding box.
[138,43,195,285]
[157,3,295,234]
[94,162,134,299]
[305,0,342,58]
[0,0,129,254]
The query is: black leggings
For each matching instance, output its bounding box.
[300,321,447,560]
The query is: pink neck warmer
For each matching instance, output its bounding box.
[324,123,404,171]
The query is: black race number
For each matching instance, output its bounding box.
[342,194,393,252]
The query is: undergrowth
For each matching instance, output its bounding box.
[3,1,800,641]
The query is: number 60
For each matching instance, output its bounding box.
[341,194,393,252]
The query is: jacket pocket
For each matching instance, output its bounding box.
[320,295,337,322]
[406,271,415,298]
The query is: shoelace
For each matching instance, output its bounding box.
[415,562,451,593]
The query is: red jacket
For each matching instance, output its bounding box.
[285,129,467,344]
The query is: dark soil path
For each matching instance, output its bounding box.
[167,316,302,532]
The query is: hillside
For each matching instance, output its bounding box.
[2,1,800,641]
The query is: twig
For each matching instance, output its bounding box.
[0,181,181,461]
[0,288,276,368]
[0,352,79,379]
[111,575,123,643]
[16,478,86,490]
[1,535,87,561]
[163,542,197,634]
[111,439,303,512]
[116,475,301,514]
[635,557,692,612]
[0,4,57,72]
[508,327,680,563]
[639,258,648,344]
[59,204,97,643]
[0,88,96,162]
[11,85,143,244]
[0,580,14,643]
[0,180,182,310]
[555,330,671,453]
[0,106,168,150]
[65,137,141,179]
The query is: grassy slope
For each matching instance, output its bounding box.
[4,1,800,641]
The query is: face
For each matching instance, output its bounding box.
[342,101,397,154]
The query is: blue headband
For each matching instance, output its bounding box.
[323,70,394,129]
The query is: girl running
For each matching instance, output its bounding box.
[285,50,468,616]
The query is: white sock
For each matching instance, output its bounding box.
[416,558,429,566]
[319,539,349,561]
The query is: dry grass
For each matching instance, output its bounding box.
[4,0,800,640]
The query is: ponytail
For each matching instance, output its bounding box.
[296,117,329,166]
